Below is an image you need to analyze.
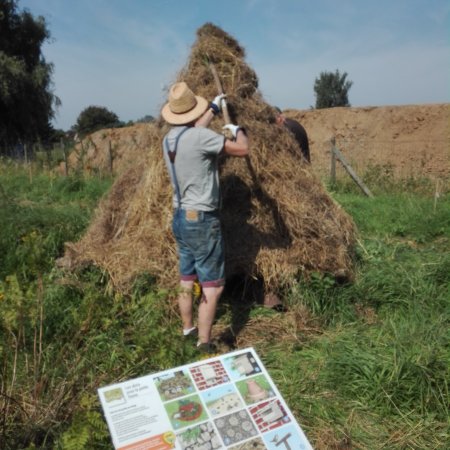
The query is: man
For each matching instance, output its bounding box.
[275,107,311,163]
[161,82,249,353]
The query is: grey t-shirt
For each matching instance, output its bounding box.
[163,126,225,211]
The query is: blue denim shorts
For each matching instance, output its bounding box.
[172,209,225,287]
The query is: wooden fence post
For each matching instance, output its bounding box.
[332,144,374,197]
[61,138,68,176]
[108,140,113,175]
[434,179,442,212]
[26,143,33,183]
[330,137,336,185]
[77,137,86,173]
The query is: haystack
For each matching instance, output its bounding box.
[61,23,356,296]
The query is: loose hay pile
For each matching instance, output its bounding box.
[61,23,356,295]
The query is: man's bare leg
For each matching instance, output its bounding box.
[198,286,224,344]
[178,280,194,331]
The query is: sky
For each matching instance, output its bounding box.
[20,0,450,130]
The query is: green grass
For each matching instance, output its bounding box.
[0,163,449,449]
[335,192,450,241]
[265,189,450,448]
[0,163,112,281]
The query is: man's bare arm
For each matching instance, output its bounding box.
[223,129,249,157]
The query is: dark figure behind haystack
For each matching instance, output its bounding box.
[275,107,311,163]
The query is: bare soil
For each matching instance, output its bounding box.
[67,103,449,185]
[287,103,449,181]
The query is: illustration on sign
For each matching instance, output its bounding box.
[201,383,244,417]
[155,370,196,402]
[98,347,313,450]
[236,374,276,406]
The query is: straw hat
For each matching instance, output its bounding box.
[161,82,208,125]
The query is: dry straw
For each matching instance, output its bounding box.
[60,23,357,295]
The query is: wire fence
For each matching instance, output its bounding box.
[313,137,450,182]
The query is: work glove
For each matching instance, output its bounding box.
[222,124,241,138]
[210,94,226,115]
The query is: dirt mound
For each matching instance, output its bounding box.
[65,105,449,182]
[288,103,449,180]
[63,123,159,176]
[60,23,356,294]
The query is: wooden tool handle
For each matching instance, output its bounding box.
[209,63,257,186]
[209,63,231,124]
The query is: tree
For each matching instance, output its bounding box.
[314,70,353,109]
[136,114,154,124]
[0,0,59,151]
[74,106,120,136]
